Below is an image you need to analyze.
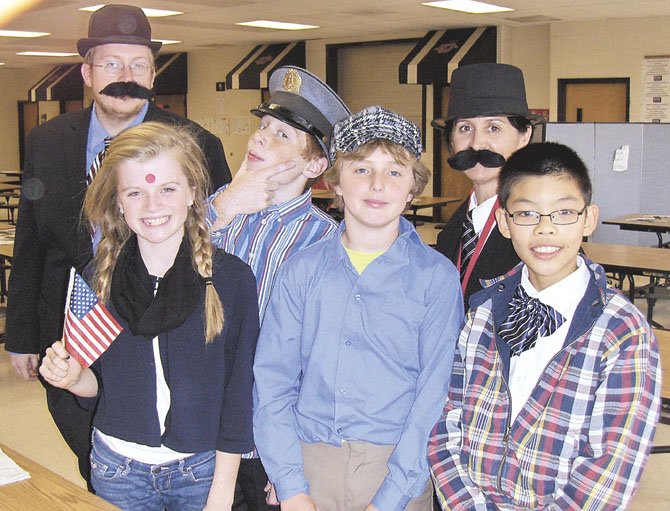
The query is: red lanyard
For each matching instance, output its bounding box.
[456,196,500,295]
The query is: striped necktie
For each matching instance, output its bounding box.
[86,137,112,186]
[460,210,478,280]
[498,285,565,356]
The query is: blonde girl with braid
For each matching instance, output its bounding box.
[40,122,260,511]
[85,122,223,342]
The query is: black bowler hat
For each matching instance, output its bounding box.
[251,66,351,164]
[77,4,162,57]
[432,63,536,130]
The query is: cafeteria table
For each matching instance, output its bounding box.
[603,213,670,248]
[582,242,670,327]
[0,443,119,510]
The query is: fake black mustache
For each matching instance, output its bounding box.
[447,148,506,171]
[100,81,155,99]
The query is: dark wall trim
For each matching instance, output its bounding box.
[557,77,630,122]
[433,85,443,200]
[17,101,26,169]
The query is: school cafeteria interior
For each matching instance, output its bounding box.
[1,0,670,508]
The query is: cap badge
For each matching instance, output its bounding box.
[282,69,302,93]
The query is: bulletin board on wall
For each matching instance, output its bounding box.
[642,55,670,122]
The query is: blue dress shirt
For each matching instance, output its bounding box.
[253,217,464,511]
[86,102,148,171]
[206,187,337,320]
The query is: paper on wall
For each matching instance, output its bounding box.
[613,145,629,172]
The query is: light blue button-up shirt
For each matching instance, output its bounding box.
[86,102,148,171]
[253,217,464,511]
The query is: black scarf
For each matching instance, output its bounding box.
[110,235,204,339]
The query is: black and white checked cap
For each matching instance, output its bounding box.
[330,106,422,161]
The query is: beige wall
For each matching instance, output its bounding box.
[500,25,551,112]
[550,16,670,121]
[187,47,260,175]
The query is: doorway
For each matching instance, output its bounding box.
[437,85,471,222]
[558,78,629,122]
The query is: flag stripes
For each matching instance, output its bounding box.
[62,269,123,368]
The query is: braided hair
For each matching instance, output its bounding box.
[83,122,224,343]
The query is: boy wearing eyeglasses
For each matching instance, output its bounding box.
[429,141,661,510]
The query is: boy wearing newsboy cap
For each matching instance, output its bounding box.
[253,106,463,511]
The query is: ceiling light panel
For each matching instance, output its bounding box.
[422,1,514,14]
[236,20,319,30]
[0,30,50,38]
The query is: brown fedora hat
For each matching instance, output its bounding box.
[77,4,162,57]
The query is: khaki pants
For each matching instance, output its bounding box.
[301,441,433,511]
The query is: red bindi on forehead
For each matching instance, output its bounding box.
[145,173,156,183]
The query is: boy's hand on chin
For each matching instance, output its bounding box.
[212,159,296,227]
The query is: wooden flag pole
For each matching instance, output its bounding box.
[61,267,76,350]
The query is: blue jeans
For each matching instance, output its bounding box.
[91,432,215,511]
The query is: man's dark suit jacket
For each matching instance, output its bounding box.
[6,102,231,356]
[436,199,520,308]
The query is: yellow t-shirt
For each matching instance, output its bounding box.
[345,247,384,274]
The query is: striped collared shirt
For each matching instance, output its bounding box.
[207,186,338,321]
[429,260,661,510]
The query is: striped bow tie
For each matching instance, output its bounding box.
[498,285,565,356]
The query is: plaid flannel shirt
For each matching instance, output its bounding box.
[429,260,661,511]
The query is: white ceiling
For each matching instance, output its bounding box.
[1,0,670,69]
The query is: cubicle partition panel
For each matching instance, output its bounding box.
[545,122,670,246]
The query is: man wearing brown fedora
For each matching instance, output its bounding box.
[4,4,231,487]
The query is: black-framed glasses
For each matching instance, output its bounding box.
[91,60,153,77]
[505,208,587,226]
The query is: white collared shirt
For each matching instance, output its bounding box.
[508,256,590,421]
[468,193,499,240]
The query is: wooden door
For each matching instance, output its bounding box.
[19,101,39,168]
[155,94,186,117]
[558,79,629,122]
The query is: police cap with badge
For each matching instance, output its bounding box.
[251,66,351,163]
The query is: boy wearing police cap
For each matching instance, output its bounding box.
[207,66,350,510]
[5,4,230,486]
[253,106,463,511]
[433,63,538,306]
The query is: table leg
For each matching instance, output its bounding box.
[626,274,635,302]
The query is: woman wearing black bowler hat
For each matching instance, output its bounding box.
[433,63,541,306]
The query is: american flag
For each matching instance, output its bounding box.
[62,268,123,368]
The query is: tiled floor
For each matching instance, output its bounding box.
[0,233,669,508]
